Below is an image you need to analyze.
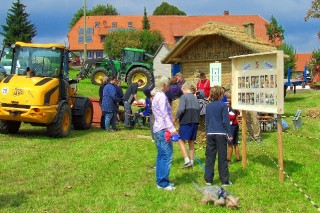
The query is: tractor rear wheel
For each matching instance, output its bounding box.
[72,99,93,130]
[91,68,108,86]
[127,67,153,91]
[0,120,21,134]
[47,104,71,137]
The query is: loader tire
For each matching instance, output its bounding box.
[0,120,21,134]
[127,67,153,91]
[47,104,71,138]
[72,99,93,130]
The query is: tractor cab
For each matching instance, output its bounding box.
[122,48,146,64]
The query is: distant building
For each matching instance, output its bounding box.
[67,13,273,59]
[295,53,312,73]
[153,43,172,77]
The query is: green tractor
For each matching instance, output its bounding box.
[79,48,154,90]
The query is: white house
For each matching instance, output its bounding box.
[153,43,172,78]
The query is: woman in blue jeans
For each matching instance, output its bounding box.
[152,75,177,191]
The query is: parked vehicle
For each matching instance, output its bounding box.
[293,73,311,83]
[0,42,93,137]
[78,48,154,90]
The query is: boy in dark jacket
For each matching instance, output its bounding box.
[204,86,233,187]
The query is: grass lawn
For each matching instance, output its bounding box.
[0,73,319,212]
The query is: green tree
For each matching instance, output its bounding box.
[139,30,163,54]
[305,0,320,39]
[69,4,119,29]
[265,15,285,45]
[104,29,164,58]
[308,49,320,79]
[104,30,141,58]
[277,43,296,78]
[142,7,150,30]
[90,3,119,16]
[0,0,36,43]
[69,8,84,30]
[153,2,187,15]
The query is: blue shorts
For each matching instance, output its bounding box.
[179,123,199,141]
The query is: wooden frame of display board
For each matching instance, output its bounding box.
[230,51,285,182]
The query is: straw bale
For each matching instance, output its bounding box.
[306,106,320,118]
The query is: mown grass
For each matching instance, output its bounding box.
[0,74,319,212]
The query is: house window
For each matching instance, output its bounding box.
[128,22,133,27]
[112,22,117,27]
[95,22,100,28]
[78,27,94,43]
[174,36,182,43]
[88,52,94,59]
[96,52,103,58]
[100,35,106,43]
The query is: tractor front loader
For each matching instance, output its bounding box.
[0,42,93,137]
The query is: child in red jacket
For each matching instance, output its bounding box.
[226,92,240,163]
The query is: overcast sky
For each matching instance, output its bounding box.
[0,0,319,53]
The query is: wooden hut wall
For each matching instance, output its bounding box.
[179,35,253,85]
[181,61,232,85]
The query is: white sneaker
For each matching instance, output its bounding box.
[157,184,176,191]
[222,181,233,187]
[206,182,212,186]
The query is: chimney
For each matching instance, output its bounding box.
[243,23,255,38]
[223,10,229,15]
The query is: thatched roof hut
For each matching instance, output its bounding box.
[162,21,277,85]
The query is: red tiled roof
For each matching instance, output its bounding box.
[68,15,272,52]
[295,53,312,72]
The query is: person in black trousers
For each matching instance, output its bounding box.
[204,86,233,187]
[99,76,108,129]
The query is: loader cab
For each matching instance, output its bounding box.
[11,42,67,78]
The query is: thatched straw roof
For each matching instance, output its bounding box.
[162,21,276,64]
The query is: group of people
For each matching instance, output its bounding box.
[99,75,146,131]
[98,72,243,191]
[151,72,240,191]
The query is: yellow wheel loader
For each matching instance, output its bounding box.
[0,42,93,137]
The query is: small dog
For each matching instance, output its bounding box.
[193,182,240,209]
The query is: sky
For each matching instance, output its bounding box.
[0,0,319,53]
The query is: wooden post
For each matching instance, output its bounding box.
[241,110,247,169]
[277,114,284,182]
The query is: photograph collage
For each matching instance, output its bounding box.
[237,74,278,106]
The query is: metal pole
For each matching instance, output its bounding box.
[83,0,87,61]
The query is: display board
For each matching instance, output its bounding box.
[230,51,284,114]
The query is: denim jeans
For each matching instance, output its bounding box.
[155,129,173,187]
[124,101,132,127]
[104,112,117,130]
